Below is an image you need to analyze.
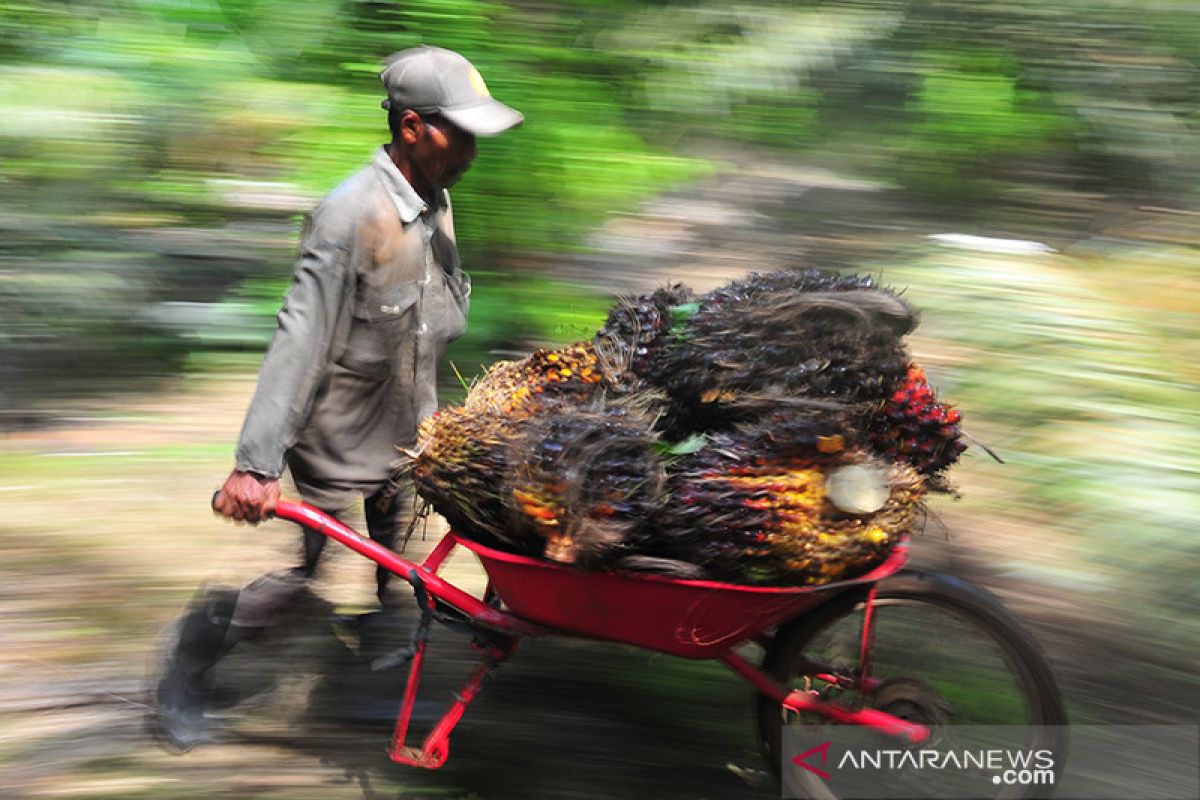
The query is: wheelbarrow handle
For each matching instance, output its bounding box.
[244,497,545,638]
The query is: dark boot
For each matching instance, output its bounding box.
[152,567,316,752]
[150,590,231,750]
[150,589,258,752]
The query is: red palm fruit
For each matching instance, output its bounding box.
[869,364,967,475]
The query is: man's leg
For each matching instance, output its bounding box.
[153,507,340,750]
[364,486,413,606]
[301,526,329,577]
[150,588,239,750]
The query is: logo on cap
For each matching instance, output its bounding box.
[467,67,491,98]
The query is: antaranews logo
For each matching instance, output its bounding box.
[786,724,1200,800]
[792,741,833,781]
[788,737,1056,796]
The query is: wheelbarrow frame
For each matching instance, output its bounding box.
[272,498,929,770]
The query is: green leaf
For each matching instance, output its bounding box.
[671,302,701,326]
[657,433,708,456]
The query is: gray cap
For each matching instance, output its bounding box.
[380,45,523,137]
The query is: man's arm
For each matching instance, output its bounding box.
[216,219,352,523]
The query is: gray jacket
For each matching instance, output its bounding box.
[235,147,470,508]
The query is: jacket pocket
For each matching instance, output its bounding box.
[337,283,420,379]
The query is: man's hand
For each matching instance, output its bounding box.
[214,469,280,524]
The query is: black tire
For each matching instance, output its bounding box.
[756,570,1067,799]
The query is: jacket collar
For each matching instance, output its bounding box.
[373,146,427,224]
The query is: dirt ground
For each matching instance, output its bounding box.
[0,370,1190,800]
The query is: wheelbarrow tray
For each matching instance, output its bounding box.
[454,534,909,659]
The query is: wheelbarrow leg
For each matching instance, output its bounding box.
[389,641,515,769]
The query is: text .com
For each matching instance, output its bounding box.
[994,767,1056,787]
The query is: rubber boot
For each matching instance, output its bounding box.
[151,590,246,751]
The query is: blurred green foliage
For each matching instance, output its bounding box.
[441,271,612,402]
[885,244,1200,650]
[0,0,708,409]
[1,0,1198,411]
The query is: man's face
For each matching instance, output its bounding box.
[413,114,478,190]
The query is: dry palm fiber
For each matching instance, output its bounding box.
[464,342,604,417]
[650,270,915,436]
[593,283,695,394]
[653,410,924,586]
[869,363,967,477]
[505,404,665,566]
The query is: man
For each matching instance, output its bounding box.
[154,45,522,750]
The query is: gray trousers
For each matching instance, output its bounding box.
[230,487,408,630]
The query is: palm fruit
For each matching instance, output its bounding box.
[464,342,603,417]
[650,409,849,576]
[653,411,923,585]
[409,406,541,554]
[522,341,604,399]
[409,342,608,554]
[593,283,695,393]
[869,363,967,476]
[650,270,915,437]
[665,453,922,586]
[402,269,961,588]
[696,406,867,460]
[768,460,921,584]
[504,405,664,567]
[462,359,526,414]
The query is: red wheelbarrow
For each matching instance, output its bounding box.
[266,498,1066,782]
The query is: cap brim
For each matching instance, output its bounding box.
[441,98,524,137]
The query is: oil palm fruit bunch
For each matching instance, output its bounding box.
[699,406,868,460]
[650,270,915,436]
[504,405,665,566]
[462,359,526,414]
[409,406,541,554]
[465,342,603,417]
[593,283,695,393]
[522,342,604,398]
[654,411,923,585]
[869,363,967,476]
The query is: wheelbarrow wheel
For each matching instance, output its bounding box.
[755,569,1067,799]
